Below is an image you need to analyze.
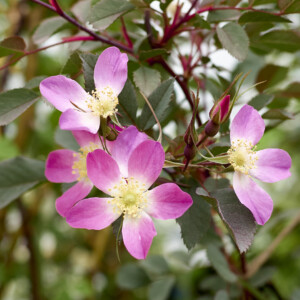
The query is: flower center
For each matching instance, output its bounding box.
[86,86,118,118]
[227,139,258,175]
[72,142,100,182]
[108,178,148,218]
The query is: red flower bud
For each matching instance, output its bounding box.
[210,95,230,125]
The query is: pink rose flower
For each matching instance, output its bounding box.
[228,105,292,225]
[65,126,193,259]
[40,47,128,134]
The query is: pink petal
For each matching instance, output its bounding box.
[122,212,157,259]
[94,47,128,95]
[86,149,121,195]
[59,109,100,134]
[40,75,88,112]
[66,197,120,229]
[233,172,273,225]
[146,183,193,220]
[250,149,292,183]
[230,105,265,145]
[220,95,230,122]
[56,181,93,217]
[72,130,101,148]
[45,149,78,183]
[128,140,165,190]
[111,126,148,177]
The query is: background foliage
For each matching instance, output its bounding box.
[0,0,300,299]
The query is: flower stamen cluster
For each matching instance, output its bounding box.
[108,177,148,218]
[86,86,118,118]
[72,142,100,181]
[228,138,258,175]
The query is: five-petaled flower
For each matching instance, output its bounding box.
[45,130,112,217]
[65,126,193,259]
[40,47,128,134]
[228,105,291,225]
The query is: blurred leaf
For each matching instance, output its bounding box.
[207,244,238,283]
[0,88,39,126]
[32,17,67,44]
[140,255,169,275]
[0,156,46,208]
[133,66,161,97]
[159,0,173,10]
[284,1,300,13]
[0,36,26,57]
[214,290,230,300]
[239,11,291,23]
[204,178,230,193]
[54,127,79,151]
[249,266,276,287]
[262,109,293,120]
[61,52,82,76]
[80,53,98,93]
[208,189,256,253]
[139,78,174,130]
[257,30,300,53]
[248,94,274,110]
[191,15,211,29]
[139,49,169,61]
[208,10,240,22]
[148,276,175,300]
[89,0,134,30]
[116,264,150,289]
[118,79,138,126]
[25,76,47,90]
[71,0,91,23]
[216,23,249,61]
[0,137,19,161]
[255,64,288,92]
[177,182,211,250]
[278,0,294,10]
[277,82,300,99]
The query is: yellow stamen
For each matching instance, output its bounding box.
[227,138,258,175]
[72,142,100,182]
[86,86,118,118]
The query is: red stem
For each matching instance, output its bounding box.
[121,17,133,48]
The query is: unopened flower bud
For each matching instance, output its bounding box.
[106,128,118,141]
[184,144,196,161]
[210,95,230,125]
[205,120,220,137]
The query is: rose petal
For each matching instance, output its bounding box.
[40,75,88,112]
[145,183,193,220]
[59,109,100,134]
[233,172,273,225]
[45,149,78,183]
[250,148,292,183]
[94,47,128,95]
[56,181,93,217]
[86,149,121,195]
[230,105,265,145]
[66,197,120,229]
[128,140,165,190]
[111,126,148,177]
[122,212,157,259]
[72,130,101,148]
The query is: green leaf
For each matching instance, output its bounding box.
[239,11,291,24]
[25,76,47,90]
[0,88,39,126]
[61,52,82,76]
[80,53,98,93]
[148,276,175,300]
[116,264,150,289]
[277,82,300,99]
[248,94,274,110]
[215,290,230,300]
[176,182,211,250]
[32,16,67,44]
[208,188,256,253]
[208,10,241,22]
[139,79,174,130]
[133,66,161,97]
[216,23,249,61]
[118,79,138,126]
[207,244,238,283]
[54,127,79,151]
[0,137,19,161]
[255,64,289,92]
[190,15,211,29]
[284,0,300,13]
[0,36,26,57]
[262,109,293,120]
[89,0,134,30]
[139,49,169,61]
[0,156,46,208]
[257,30,300,53]
[140,255,170,275]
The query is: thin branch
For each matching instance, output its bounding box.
[120,17,133,48]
